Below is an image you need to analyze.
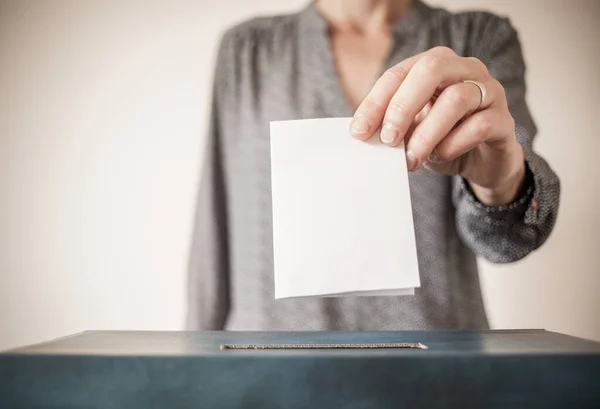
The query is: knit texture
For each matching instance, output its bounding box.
[186,1,560,331]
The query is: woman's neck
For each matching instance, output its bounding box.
[315,0,413,34]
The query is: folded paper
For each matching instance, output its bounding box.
[270,117,420,299]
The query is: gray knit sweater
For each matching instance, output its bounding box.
[186,1,560,331]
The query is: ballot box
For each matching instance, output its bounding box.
[1,330,599,408]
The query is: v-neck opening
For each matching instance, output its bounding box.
[328,32,397,114]
[299,1,431,117]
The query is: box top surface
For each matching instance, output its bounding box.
[4,330,600,357]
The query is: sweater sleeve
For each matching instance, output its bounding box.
[452,15,560,263]
[186,32,233,330]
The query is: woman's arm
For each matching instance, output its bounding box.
[451,15,560,263]
[349,15,560,263]
[186,32,233,330]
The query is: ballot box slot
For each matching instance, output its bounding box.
[220,343,428,350]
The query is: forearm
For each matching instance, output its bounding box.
[469,142,527,207]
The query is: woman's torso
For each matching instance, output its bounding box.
[217,1,495,330]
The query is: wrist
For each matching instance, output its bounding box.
[469,144,527,206]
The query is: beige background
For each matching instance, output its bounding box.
[1,0,599,351]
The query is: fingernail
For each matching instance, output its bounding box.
[380,123,398,144]
[350,116,370,136]
[428,148,441,163]
[406,150,419,171]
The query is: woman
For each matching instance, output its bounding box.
[187,0,560,331]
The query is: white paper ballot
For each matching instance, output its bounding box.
[270,117,420,299]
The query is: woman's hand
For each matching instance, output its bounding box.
[349,46,526,207]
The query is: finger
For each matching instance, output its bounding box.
[380,54,488,147]
[350,47,453,141]
[429,108,510,165]
[402,99,434,147]
[349,54,420,141]
[405,81,494,171]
